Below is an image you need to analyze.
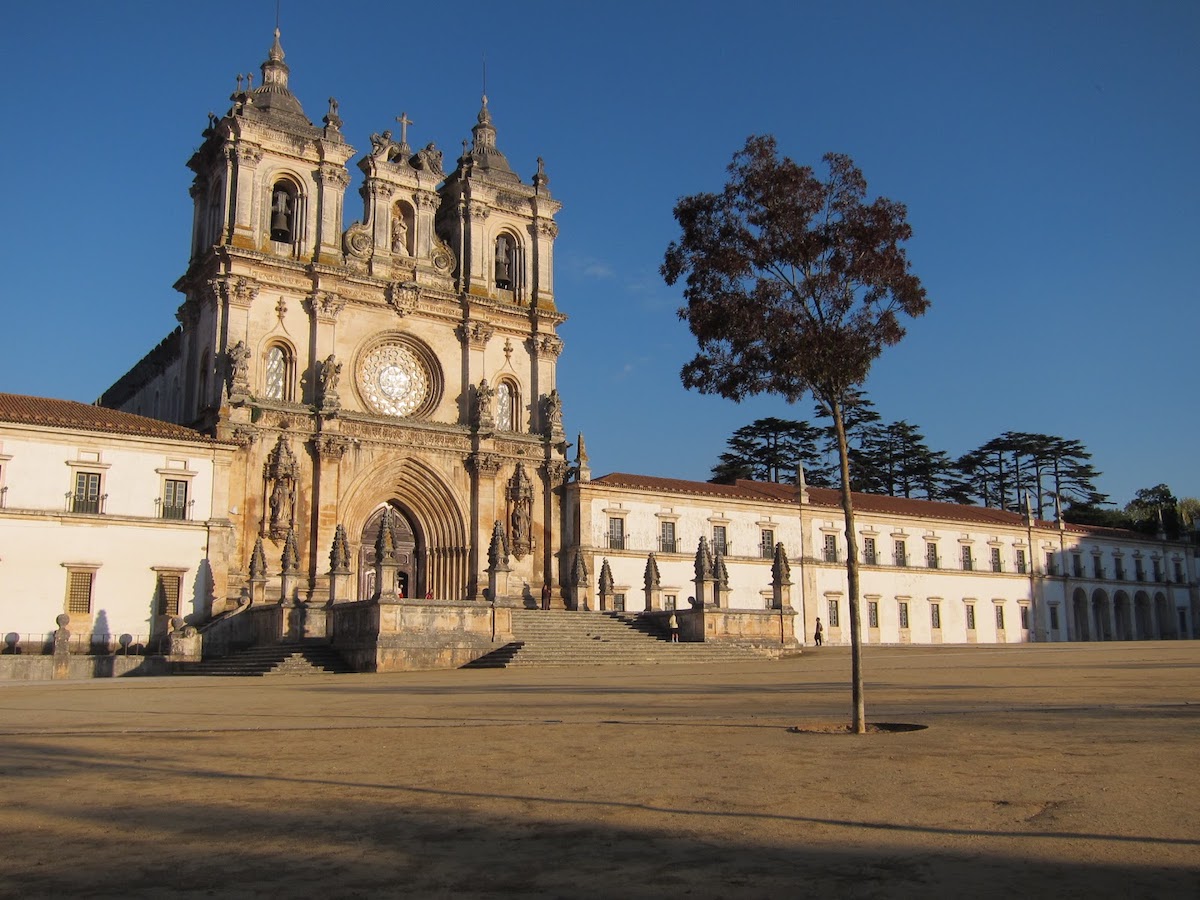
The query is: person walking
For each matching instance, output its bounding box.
[814,617,824,647]
[668,612,680,643]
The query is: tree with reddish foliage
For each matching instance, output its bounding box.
[663,136,929,733]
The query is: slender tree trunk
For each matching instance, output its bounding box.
[833,400,866,733]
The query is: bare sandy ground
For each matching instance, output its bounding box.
[0,642,1197,898]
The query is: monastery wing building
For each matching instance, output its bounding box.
[0,30,1194,673]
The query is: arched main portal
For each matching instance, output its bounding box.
[338,456,471,603]
[358,503,421,601]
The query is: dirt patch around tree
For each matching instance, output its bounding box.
[0,643,1197,898]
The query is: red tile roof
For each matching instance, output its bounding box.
[593,472,1148,539]
[0,393,217,444]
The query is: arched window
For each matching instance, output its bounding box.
[269,180,298,244]
[263,344,293,401]
[496,380,518,432]
[494,233,519,291]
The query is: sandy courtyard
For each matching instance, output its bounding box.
[0,642,1197,898]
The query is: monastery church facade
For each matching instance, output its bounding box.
[0,31,1194,669]
[100,30,570,615]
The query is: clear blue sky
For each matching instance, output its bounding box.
[2,1,1197,507]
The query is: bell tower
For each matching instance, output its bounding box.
[186,28,354,268]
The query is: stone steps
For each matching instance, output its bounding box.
[463,609,773,668]
[173,642,353,677]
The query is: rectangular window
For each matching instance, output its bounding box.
[664,594,677,611]
[1019,605,1030,630]
[1073,554,1083,577]
[898,601,909,629]
[995,605,1005,630]
[827,597,840,627]
[894,540,907,567]
[607,517,625,550]
[962,546,973,571]
[1049,605,1060,630]
[823,534,837,563]
[926,542,938,569]
[712,525,728,555]
[1135,558,1144,581]
[660,521,677,553]
[1016,549,1027,575]
[156,573,182,617]
[1046,552,1057,576]
[867,601,879,628]
[72,471,101,514]
[1093,556,1104,579]
[614,592,626,612]
[965,604,976,631]
[1174,561,1183,583]
[990,547,1002,573]
[1153,559,1162,582]
[760,529,774,560]
[162,479,188,520]
[1114,559,1125,580]
[67,570,94,615]
[863,537,877,565]
[930,602,941,630]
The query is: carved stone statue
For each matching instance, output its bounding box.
[495,237,511,286]
[319,354,341,409]
[369,129,394,159]
[544,389,563,433]
[412,142,444,177]
[227,340,251,393]
[391,213,409,255]
[511,500,530,546]
[474,379,495,430]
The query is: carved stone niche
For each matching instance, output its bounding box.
[507,463,534,560]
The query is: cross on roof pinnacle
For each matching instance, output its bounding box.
[395,112,413,151]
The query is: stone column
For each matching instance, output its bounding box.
[771,542,792,610]
[248,537,268,605]
[598,559,614,612]
[52,614,71,680]
[693,537,714,607]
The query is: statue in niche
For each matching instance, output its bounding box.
[268,475,294,536]
[228,340,251,393]
[265,436,299,538]
[474,379,495,430]
[319,354,342,409]
[511,500,530,548]
[391,211,409,255]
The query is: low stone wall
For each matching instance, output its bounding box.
[0,654,172,680]
[643,606,799,651]
[332,599,514,672]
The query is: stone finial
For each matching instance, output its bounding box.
[713,546,730,589]
[599,558,614,596]
[487,520,510,572]
[375,508,398,562]
[644,552,661,591]
[796,463,810,505]
[324,97,342,131]
[330,524,351,574]
[571,548,589,587]
[694,535,713,581]
[249,537,268,580]
[771,542,791,586]
[575,432,591,482]
[281,528,300,574]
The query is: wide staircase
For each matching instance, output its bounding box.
[463,609,774,669]
[173,641,353,677]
